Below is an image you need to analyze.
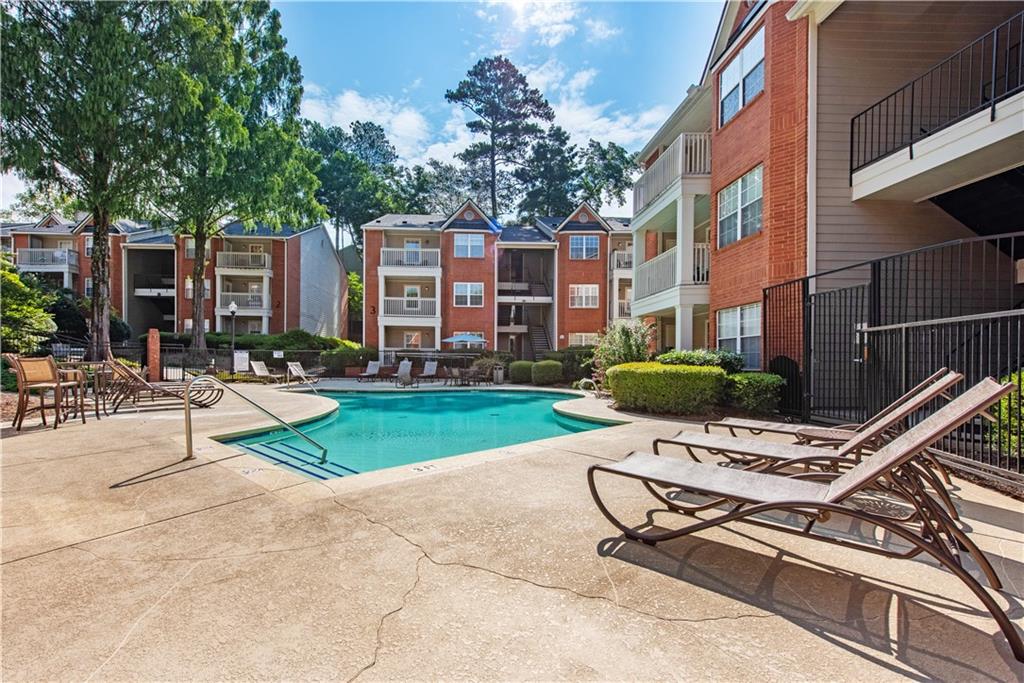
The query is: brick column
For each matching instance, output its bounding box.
[147,328,161,382]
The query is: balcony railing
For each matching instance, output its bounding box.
[850,10,1024,174]
[611,250,633,270]
[380,247,441,267]
[617,300,631,318]
[382,297,438,317]
[220,292,267,309]
[134,274,175,291]
[217,251,270,268]
[17,248,79,268]
[634,243,711,299]
[633,132,711,215]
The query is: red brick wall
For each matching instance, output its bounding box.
[709,2,808,359]
[556,232,608,348]
[441,231,496,348]
[363,231,382,348]
[644,231,659,260]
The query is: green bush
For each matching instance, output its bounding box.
[140,329,353,351]
[726,372,786,414]
[657,348,745,374]
[606,362,726,415]
[990,369,1021,455]
[592,319,653,374]
[472,355,502,377]
[319,346,378,374]
[1,357,17,392]
[544,345,594,382]
[532,360,563,386]
[509,360,535,384]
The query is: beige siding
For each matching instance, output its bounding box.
[815,0,1024,289]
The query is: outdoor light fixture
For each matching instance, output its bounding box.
[228,301,238,356]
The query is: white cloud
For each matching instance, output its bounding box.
[415,108,482,167]
[1,173,27,216]
[565,68,597,98]
[522,58,567,95]
[584,18,621,42]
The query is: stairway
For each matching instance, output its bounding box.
[529,325,551,360]
[240,441,357,480]
[529,282,548,297]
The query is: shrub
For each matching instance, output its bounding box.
[592,320,653,374]
[606,362,726,415]
[509,360,534,384]
[532,360,563,386]
[726,372,786,415]
[472,355,501,377]
[320,346,378,375]
[990,369,1021,455]
[545,345,594,382]
[657,348,745,374]
[1,357,17,392]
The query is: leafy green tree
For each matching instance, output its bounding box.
[515,126,580,220]
[347,121,398,172]
[346,272,363,318]
[151,1,324,350]
[2,1,193,359]
[0,181,83,222]
[445,56,554,217]
[0,255,56,353]
[579,140,639,211]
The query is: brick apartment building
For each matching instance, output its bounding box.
[362,200,633,359]
[630,0,1024,370]
[7,212,347,339]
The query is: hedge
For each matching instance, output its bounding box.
[544,345,594,382]
[657,348,745,374]
[139,328,345,351]
[531,360,563,386]
[606,362,726,414]
[726,372,786,415]
[990,368,1021,454]
[319,346,379,374]
[509,361,535,384]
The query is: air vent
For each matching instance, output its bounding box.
[464,210,475,220]
[578,212,589,222]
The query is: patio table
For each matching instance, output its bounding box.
[58,360,114,420]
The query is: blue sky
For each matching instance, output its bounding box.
[1,1,723,215]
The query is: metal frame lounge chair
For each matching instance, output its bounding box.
[107,359,223,412]
[393,359,419,388]
[250,360,285,384]
[588,378,1024,661]
[419,360,439,383]
[286,361,321,385]
[358,361,380,382]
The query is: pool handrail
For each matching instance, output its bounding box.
[183,375,329,464]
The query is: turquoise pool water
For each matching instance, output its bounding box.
[227,390,606,479]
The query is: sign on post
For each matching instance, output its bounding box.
[233,350,250,373]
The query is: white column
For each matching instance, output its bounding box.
[632,229,644,268]
[262,315,270,335]
[675,304,694,350]
[261,274,269,309]
[63,271,72,288]
[433,323,441,350]
[676,194,695,285]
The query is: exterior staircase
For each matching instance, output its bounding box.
[529,325,551,360]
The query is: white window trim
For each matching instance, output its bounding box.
[84,236,93,257]
[569,333,599,346]
[719,26,765,126]
[717,165,763,248]
[569,235,599,260]
[453,282,484,307]
[716,303,762,370]
[403,331,422,349]
[84,277,93,297]
[569,284,600,309]
[404,284,421,309]
[453,330,485,349]
[185,237,196,259]
[454,233,485,259]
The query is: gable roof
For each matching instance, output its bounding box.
[440,199,500,232]
[220,220,309,238]
[363,213,446,231]
[497,224,554,244]
[555,202,611,233]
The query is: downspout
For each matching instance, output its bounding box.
[805,19,818,293]
[283,238,288,332]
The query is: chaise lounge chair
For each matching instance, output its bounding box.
[393,359,419,388]
[286,361,321,385]
[358,360,380,382]
[588,377,1024,661]
[250,360,285,384]
[108,359,224,412]
[419,360,439,383]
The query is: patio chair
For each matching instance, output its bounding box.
[419,360,439,383]
[107,359,223,412]
[357,360,380,382]
[250,360,285,384]
[286,361,321,385]
[393,359,419,388]
[444,366,461,386]
[588,377,1024,662]
[3,354,85,430]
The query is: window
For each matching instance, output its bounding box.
[184,318,211,333]
[454,282,484,307]
[403,331,422,349]
[569,235,599,260]
[453,331,485,349]
[404,238,421,265]
[184,277,210,299]
[404,284,420,309]
[454,233,484,258]
[84,236,93,257]
[717,303,761,369]
[569,333,599,346]
[719,27,764,125]
[569,284,599,308]
[246,319,262,334]
[717,165,763,248]
[185,237,195,259]
[84,277,93,297]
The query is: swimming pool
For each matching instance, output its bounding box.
[226,390,607,479]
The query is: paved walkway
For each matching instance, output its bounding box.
[2,385,1022,681]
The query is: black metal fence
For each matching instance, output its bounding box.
[850,9,1023,174]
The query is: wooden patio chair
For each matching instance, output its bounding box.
[3,354,85,430]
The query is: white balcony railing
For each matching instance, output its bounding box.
[217,251,270,269]
[17,248,79,268]
[380,248,440,267]
[617,300,631,318]
[611,250,633,270]
[632,132,711,215]
[382,297,438,317]
[633,243,711,299]
[220,292,267,309]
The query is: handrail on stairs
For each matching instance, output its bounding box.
[183,375,328,464]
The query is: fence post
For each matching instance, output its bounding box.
[147,328,161,382]
[801,278,812,423]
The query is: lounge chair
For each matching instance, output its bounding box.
[286,361,321,385]
[703,367,951,441]
[419,360,439,383]
[107,359,224,412]
[358,360,380,382]
[3,354,85,430]
[250,360,285,384]
[588,377,1024,661]
[393,359,419,388]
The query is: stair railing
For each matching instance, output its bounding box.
[183,375,328,464]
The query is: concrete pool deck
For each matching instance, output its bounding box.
[2,384,1023,681]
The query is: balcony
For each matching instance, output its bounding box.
[611,250,633,271]
[380,248,441,268]
[134,274,174,297]
[634,243,711,300]
[382,297,438,317]
[616,300,631,318]
[850,10,1024,200]
[17,248,79,270]
[632,132,711,216]
[217,252,270,269]
[219,291,267,310]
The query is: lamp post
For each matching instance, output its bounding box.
[228,301,238,358]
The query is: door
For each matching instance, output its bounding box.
[404,284,420,312]
[404,239,421,265]
[247,281,262,307]
[248,244,264,267]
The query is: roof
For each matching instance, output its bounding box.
[10,221,75,234]
[441,200,500,232]
[220,221,308,238]
[497,224,554,244]
[339,243,363,272]
[605,218,632,232]
[363,214,446,230]
[127,232,175,245]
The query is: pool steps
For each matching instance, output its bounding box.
[241,441,358,480]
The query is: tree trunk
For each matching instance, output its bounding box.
[489,132,498,218]
[190,231,208,351]
[87,207,111,361]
